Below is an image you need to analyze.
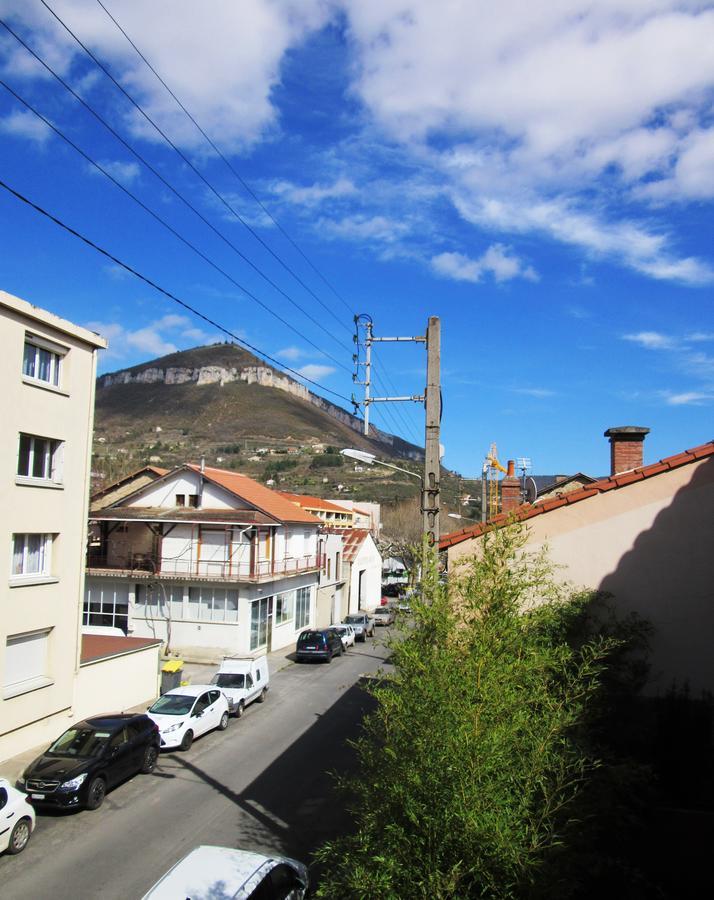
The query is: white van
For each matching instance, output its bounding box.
[210,656,269,717]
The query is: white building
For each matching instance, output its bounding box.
[315,530,346,627]
[0,291,105,761]
[340,529,383,614]
[85,465,323,660]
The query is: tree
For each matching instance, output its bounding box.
[316,525,627,899]
[380,497,423,585]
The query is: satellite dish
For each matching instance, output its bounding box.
[524,477,538,503]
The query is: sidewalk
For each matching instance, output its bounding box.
[0,647,297,784]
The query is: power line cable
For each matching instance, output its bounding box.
[38,0,353,337]
[0,18,353,366]
[94,0,356,324]
[0,176,356,406]
[0,76,351,375]
[372,355,423,445]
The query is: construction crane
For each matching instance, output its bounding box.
[485,442,507,520]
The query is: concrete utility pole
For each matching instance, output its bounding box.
[423,316,441,547]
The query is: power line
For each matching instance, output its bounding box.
[0,75,351,375]
[0,176,356,406]
[0,18,353,368]
[94,0,356,324]
[372,355,423,445]
[38,0,353,337]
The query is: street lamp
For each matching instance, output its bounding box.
[340,448,424,486]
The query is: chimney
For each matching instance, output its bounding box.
[501,459,522,514]
[604,426,650,476]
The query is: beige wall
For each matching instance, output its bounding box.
[74,648,161,721]
[448,457,714,695]
[0,291,105,764]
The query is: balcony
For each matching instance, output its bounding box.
[86,550,322,584]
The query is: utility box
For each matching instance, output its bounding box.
[160,658,183,695]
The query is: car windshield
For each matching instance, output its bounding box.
[344,615,363,624]
[149,694,195,716]
[212,673,245,689]
[298,631,323,644]
[333,626,346,634]
[375,608,390,614]
[48,727,112,758]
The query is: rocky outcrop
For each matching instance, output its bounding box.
[98,364,422,460]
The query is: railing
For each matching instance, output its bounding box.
[87,550,322,582]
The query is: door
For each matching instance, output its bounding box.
[191,692,214,736]
[358,569,365,609]
[105,726,133,786]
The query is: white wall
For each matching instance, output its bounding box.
[348,535,383,612]
[74,647,161,721]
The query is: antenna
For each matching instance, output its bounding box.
[516,457,532,504]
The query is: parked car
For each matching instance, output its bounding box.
[373,606,396,626]
[343,612,376,641]
[332,623,356,650]
[0,778,35,854]
[17,714,160,811]
[147,686,229,751]
[296,628,344,662]
[142,845,309,899]
[211,656,269,717]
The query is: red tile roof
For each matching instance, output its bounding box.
[439,440,714,551]
[278,491,351,514]
[81,634,161,664]
[341,528,372,563]
[187,465,321,525]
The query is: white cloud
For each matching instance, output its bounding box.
[431,244,538,284]
[663,391,711,406]
[276,346,307,361]
[2,0,331,153]
[320,214,410,243]
[272,177,357,206]
[89,159,141,184]
[0,109,52,144]
[623,331,678,351]
[510,387,556,398]
[86,312,213,359]
[295,363,335,380]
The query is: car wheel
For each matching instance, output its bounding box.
[141,744,158,774]
[7,817,32,854]
[235,700,245,718]
[257,688,267,703]
[85,776,106,811]
[218,711,229,731]
[180,729,194,752]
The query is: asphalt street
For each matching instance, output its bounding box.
[0,635,394,899]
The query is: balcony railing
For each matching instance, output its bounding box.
[87,550,322,583]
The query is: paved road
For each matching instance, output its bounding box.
[1,637,393,899]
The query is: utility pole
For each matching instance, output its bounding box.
[352,314,442,548]
[423,316,441,547]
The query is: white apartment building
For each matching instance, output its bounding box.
[84,465,323,660]
[0,290,106,763]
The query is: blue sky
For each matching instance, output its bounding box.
[1,0,713,478]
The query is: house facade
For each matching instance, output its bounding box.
[341,529,383,614]
[0,290,106,763]
[441,432,714,695]
[84,465,323,660]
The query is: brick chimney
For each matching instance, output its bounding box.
[604,426,650,476]
[501,459,522,514]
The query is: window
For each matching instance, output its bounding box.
[17,433,63,483]
[12,533,51,578]
[83,583,129,632]
[186,586,238,622]
[327,557,331,580]
[22,336,64,387]
[188,494,199,508]
[275,590,294,625]
[295,586,311,630]
[3,629,52,699]
[175,494,186,507]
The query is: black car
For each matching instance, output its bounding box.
[18,714,160,811]
[296,628,344,663]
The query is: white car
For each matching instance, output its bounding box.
[333,624,356,650]
[0,777,35,855]
[147,685,230,751]
[142,845,309,899]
